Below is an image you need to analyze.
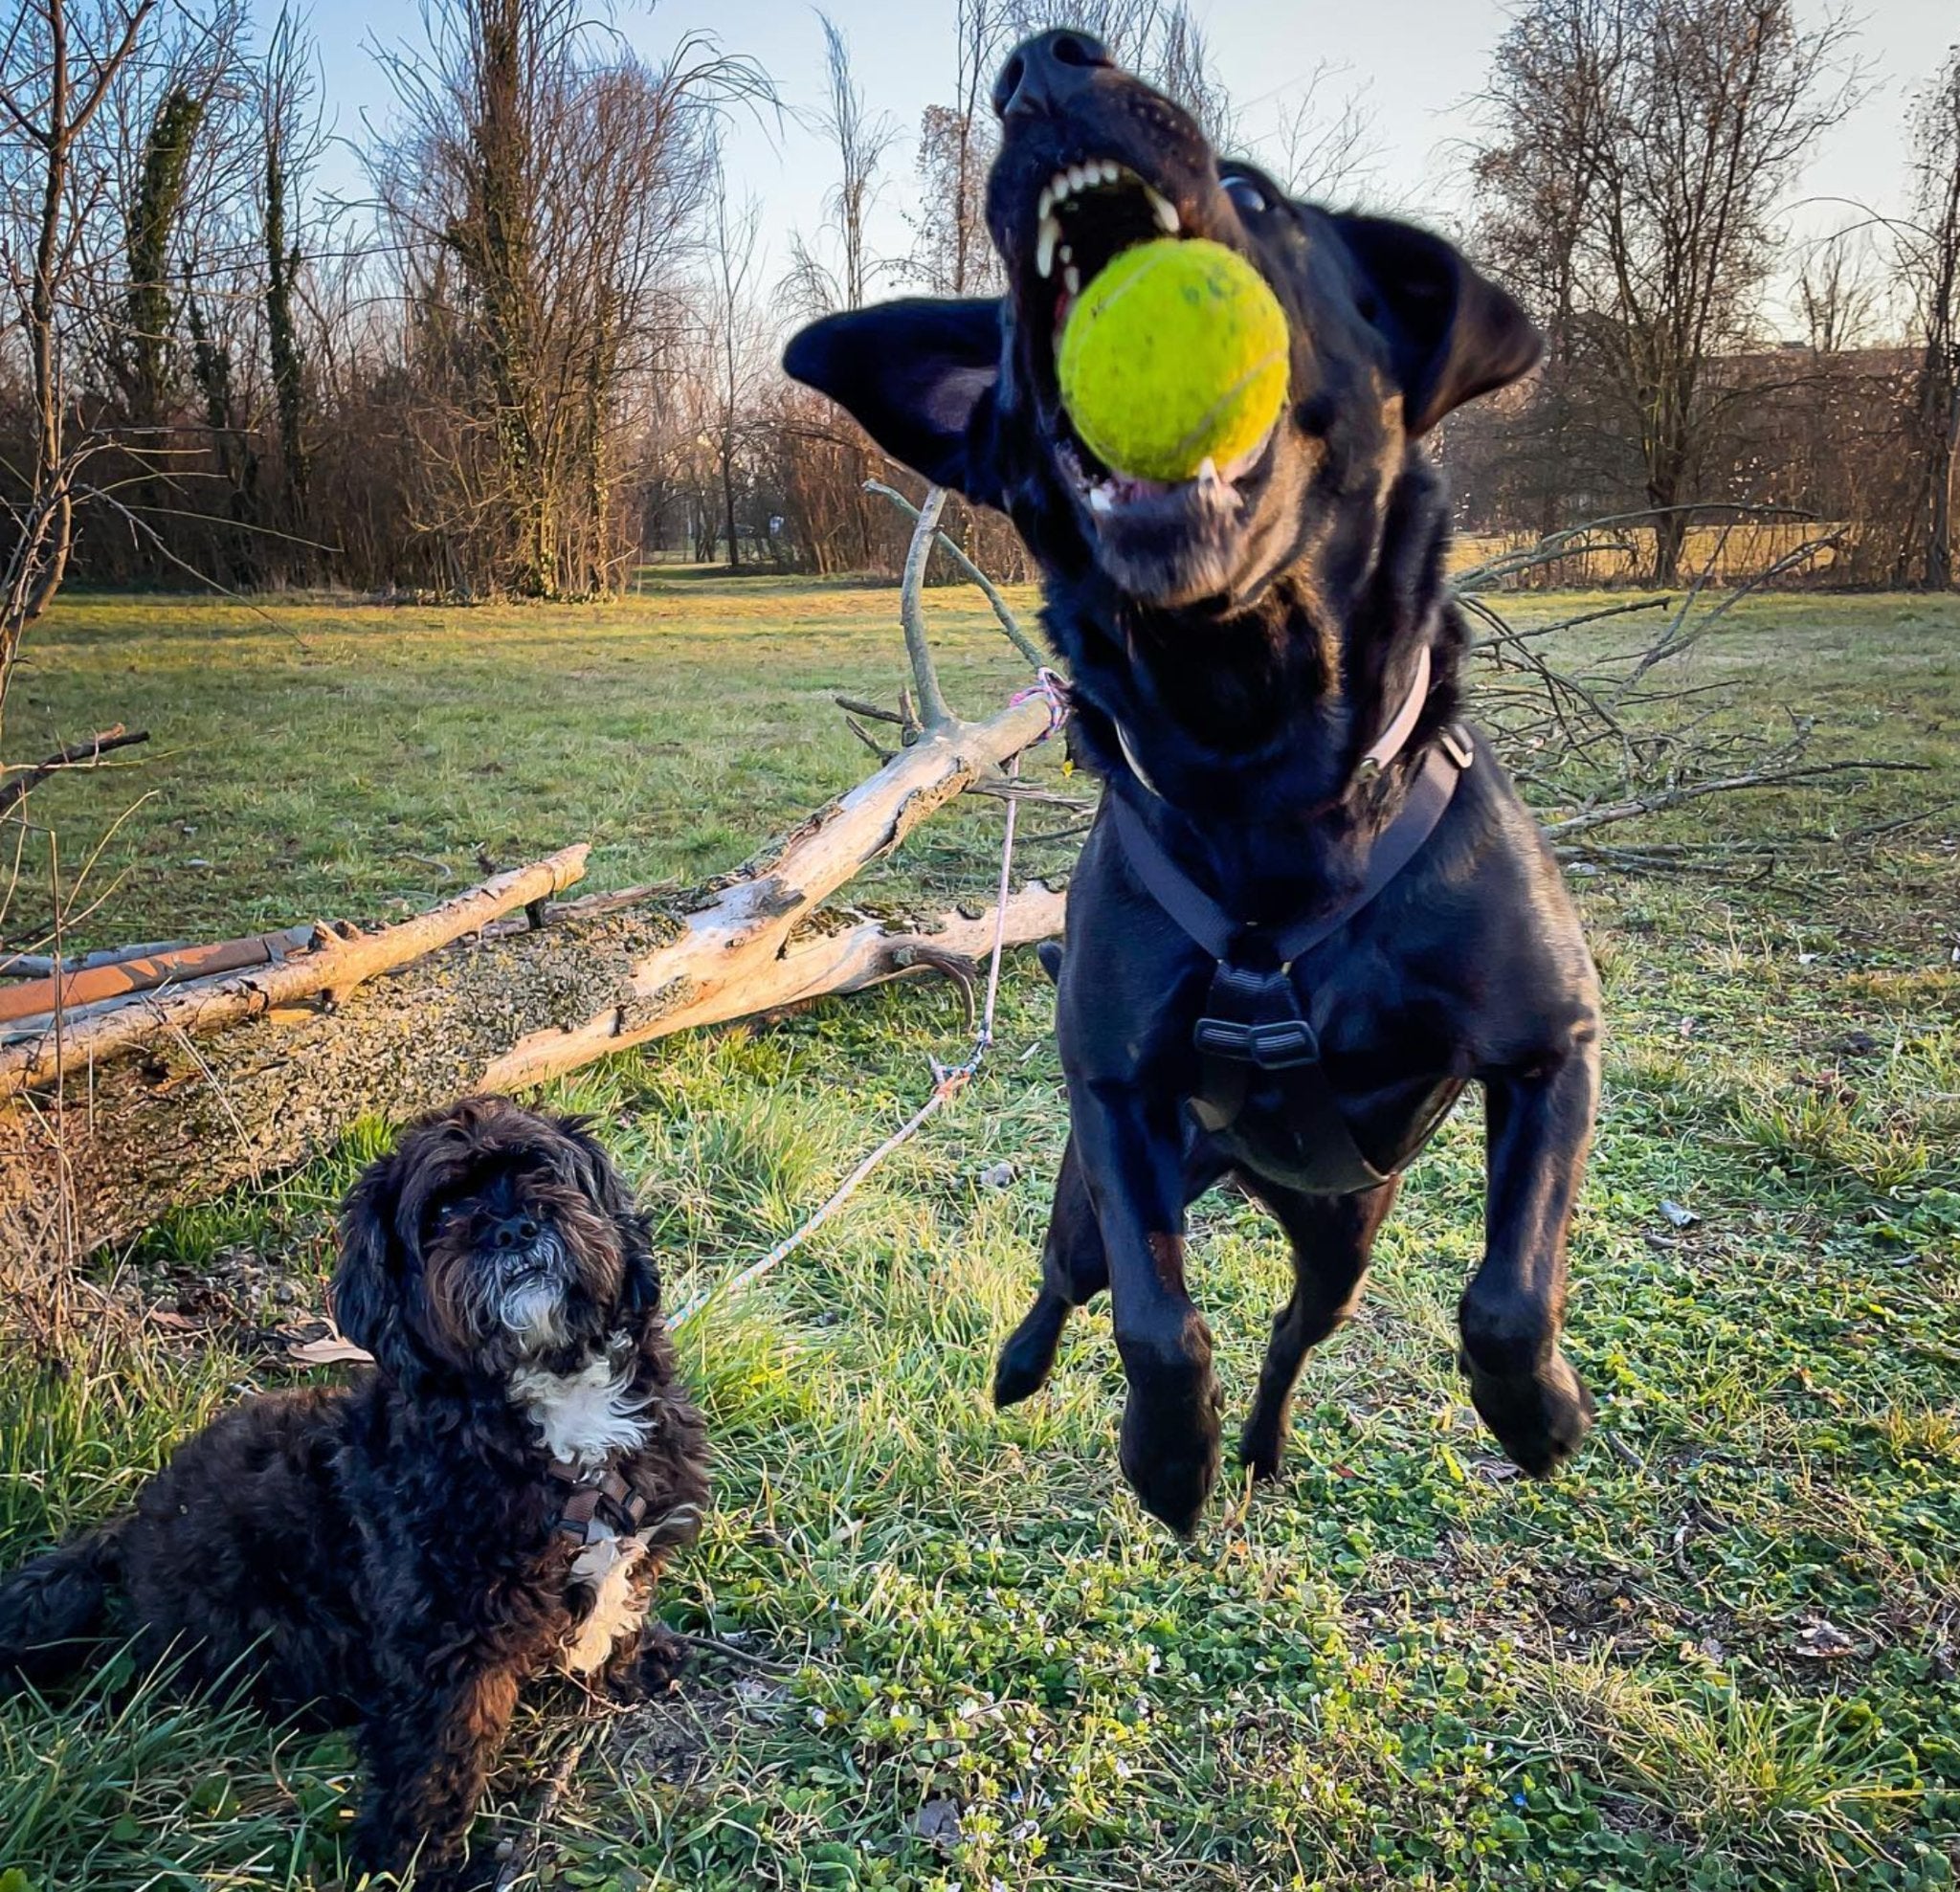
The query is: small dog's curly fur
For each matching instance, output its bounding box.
[0,1096,709,1889]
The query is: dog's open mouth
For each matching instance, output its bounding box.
[1020,159,1280,532]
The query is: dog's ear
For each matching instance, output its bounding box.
[553,1115,662,1317]
[1331,214,1542,436]
[783,299,1006,502]
[331,1151,428,1388]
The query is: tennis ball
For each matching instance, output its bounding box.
[1057,238,1289,485]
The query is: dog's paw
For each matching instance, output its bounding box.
[1116,1331,1222,1535]
[993,1295,1069,1408]
[1463,1348,1595,1477]
[1236,1414,1285,1484]
[605,1621,688,1703]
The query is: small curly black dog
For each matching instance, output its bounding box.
[0,1096,709,1890]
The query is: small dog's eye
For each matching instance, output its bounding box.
[1223,173,1267,215]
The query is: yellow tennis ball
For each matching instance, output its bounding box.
[1058,238,1289,485]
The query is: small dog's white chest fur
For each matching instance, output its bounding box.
[510,1353,651,1469]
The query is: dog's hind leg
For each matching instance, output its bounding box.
[994,1130,1229,1409]
[1236,1177,1400,1481]
[1459,1048,1598,1476]
[0,1523,124,1696]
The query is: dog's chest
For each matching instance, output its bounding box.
[510,1354,652,1467]
[511,1353,657,1673]
[559,1525,648,1673]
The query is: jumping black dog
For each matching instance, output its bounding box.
[786,31,1599,1534]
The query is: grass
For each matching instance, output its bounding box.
[3,578,1958,1890]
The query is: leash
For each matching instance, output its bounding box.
[668,671,1071,1330]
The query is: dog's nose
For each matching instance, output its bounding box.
[489,1213,540,1251]
[992,30,1114,122]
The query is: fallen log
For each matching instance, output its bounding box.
[0,924,321,1028]
[0,848,591,1094]
[0,939,194,980]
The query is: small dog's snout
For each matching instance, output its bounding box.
[490,1213,540,1251]
[992,29,1113,121]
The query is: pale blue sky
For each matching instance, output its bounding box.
[295,0,1955,332]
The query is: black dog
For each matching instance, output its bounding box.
[786,33,1599,1534]
[0,1097,709,1888]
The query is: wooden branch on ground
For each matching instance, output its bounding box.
[0,939,193,979]
[0,848,590,1095]
[0,924,322,1027]
[0,724,149,822]
[1541,758,1927,840]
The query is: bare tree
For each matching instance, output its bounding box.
[701,134,764,569]
[257,2,320,539]
[0,0,156,737]
[368,0,766,595]
[1900,48,1960,589]
[905,0,1004,297]
[1475,0,1860,583]
[1250,61,1380,206]
[784,13,897,318]
[1795,227,1882,355]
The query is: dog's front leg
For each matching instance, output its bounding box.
[1072,1077,1222,1535]
[1460,1043,1599,1475]
[353,1661,520,1891]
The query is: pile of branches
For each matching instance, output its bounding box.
[1456,508,1929,873]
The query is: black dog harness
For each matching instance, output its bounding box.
[1105,648,1473,1193]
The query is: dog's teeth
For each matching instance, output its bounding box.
[1064,264,1081,294]
[1036,213,1060,279]
[1038,183,1054,220]
[1052,168,1071,202]
[1146,185,1180,234]
[1059,243,1073,263]
[1102,159,1122,183]
[1072,164,1091,193]
[1087,482,1115,513]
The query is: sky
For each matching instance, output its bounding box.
[293,0,1958,337]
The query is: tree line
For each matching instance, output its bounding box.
[2,0,1955,616]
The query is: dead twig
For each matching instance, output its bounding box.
[0,725,150,823]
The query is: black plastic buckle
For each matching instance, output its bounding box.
[1193,1013,1321,1069]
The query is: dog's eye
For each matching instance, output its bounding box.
[1222,173,1267,216]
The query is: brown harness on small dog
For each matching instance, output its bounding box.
[1106,634,1472,1194]
[546,1457,650,1546]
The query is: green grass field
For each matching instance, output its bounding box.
[3,580,1957,1891]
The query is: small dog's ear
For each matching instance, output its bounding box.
[331,1152,420,1383]
[554,1116,662,1317]
[1331,214,1542,436]
[784,299,1005,502]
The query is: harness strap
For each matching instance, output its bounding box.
[1106,726,1474,1191]
[1106,738,1468,969]
[546,1455,651,1545]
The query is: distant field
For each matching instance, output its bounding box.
[2,580,1957,1890]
